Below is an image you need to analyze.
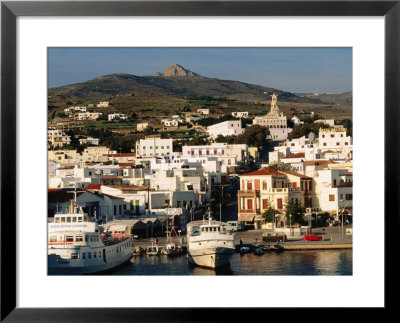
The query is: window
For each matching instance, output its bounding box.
[329,194,335,201]
[71,253,79,259]
[55,217,60,223]
[88,252,91,259]
[66,236,73,242]
[263,181,267,190]
[247,181,252,190]
[114,205,117,215]
[323,143,327,146]
[346,194,353,201]
[72,217,77,223]
[82,253,86,259]
[331,134,335,138]
[76,236,83,242]
[119,205,122,215]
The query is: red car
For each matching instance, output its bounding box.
[302,233,323,241]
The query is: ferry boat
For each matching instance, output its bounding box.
[48,205,134,275]
[186,208,235,269]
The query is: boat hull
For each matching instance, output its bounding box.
[48,252,133,275]
[187,246,234,269]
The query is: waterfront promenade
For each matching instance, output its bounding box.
[131,224,353,251]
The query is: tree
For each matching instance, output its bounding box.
[285,198,306,226]
[341,119,352,137]
[262,206,275,224]
[268,163,290,171]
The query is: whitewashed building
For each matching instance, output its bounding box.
[232,112,249,118]
[108,113,127,121]
[79,137,100,146]
[135,138,173,158]
[48,129,71,148]
[207,120,244,137]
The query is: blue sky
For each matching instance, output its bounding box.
[48,47,352,93]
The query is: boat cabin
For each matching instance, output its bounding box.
[53,213,91,224]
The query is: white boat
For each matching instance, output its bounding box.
[186,208,235,269]
[161,226,183,257]
[48,207,134,275]
[146,239,159,256]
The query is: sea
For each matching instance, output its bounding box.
[111,249,352,276]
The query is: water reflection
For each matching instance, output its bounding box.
[111,250,352,276]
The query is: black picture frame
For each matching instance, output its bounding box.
[1,0,397,321]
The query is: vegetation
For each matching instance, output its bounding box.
[262,206,276,224]
[288,122,329,140]
[284,198,306,226]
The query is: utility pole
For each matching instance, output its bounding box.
[220,186,223,222]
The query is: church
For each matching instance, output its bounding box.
[253,94,292,141]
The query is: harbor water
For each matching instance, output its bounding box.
[110,249,352,276]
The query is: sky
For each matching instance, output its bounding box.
[48,47,352,93]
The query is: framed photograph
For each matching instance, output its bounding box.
[1,0,397,320]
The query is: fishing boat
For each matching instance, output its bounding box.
[186,208,235,269]
[48,201,134,275]
[146,238,159,256]
[161,220,183,256]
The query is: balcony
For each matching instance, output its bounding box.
[239,209,256,213]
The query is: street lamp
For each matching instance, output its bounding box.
[289,214,292,236]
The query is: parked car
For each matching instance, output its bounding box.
[262,232,287,242]
[302,233,323,241]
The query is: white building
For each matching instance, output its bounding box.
[137,122,153,131]
[108,113,127,121]
[48,129,71,148]
[197,108,209,115]
[79,137,100,146]
[97,102,109,108]
[135,138,173,158]
[315,119,335,127]
[206,120,244,137]
[291,116,304,126]
[74,112,102,120]
[232,112,248,118]
[73,106,87,112]
[316,169,353,219]
[161,119,179,127]
[318,127,352,150]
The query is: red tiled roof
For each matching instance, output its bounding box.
[48,188,62,192]
[119,163,135,167]
[241,168,284,176]
[103,185,150,191]
[85,184,102,190]
[104,153,136,157]
[282,153,305,159]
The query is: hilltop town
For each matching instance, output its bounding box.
[48,65,353,238]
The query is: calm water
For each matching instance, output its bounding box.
[111,250,352,276]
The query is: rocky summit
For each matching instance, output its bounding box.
[156,63,200,77]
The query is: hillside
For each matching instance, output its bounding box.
[296,92,352,107]
[49,64,326,104]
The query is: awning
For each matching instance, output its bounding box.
[107,225,127,232]
[238,214,255,222]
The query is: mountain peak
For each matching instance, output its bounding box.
[155,63,200,77]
